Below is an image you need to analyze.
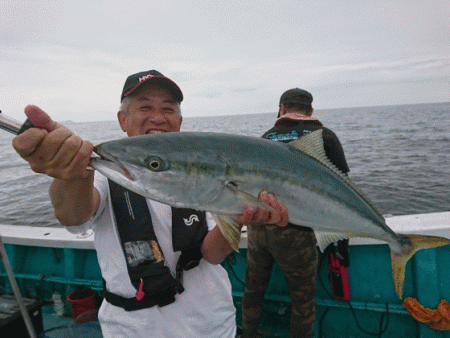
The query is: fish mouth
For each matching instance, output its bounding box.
[91,147,135,181]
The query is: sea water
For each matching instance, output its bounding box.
[0,102,449,227]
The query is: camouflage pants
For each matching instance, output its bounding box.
[242,224,318,338]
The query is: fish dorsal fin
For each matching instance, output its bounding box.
[288,130,385,220]
[288,130,345,179]
[288,130,328,166]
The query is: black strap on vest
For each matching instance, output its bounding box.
[104,180,208,311]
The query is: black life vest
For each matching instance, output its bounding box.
[103,179,208,311]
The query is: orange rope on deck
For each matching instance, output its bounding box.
[403,297,450,331]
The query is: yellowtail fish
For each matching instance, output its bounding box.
[90,130,450,298]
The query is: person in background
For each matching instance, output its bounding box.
[242,88,350,338]
[12,70,288,338]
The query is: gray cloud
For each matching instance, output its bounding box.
[1,0,449,121]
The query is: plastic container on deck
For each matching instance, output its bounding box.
[66,289,98,323]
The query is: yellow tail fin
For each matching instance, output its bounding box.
[391,234,450,298]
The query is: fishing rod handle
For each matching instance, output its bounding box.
[17,119,34,134]
[0,110,35,135]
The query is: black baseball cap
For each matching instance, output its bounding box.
[121,70,183,102]
[279,88,313,106]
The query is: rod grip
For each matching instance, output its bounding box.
[17,119,35,134]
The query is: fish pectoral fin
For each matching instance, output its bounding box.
[315,231,352,252]
[224,181,275,212]
[213,214,243,252]
[390,234,450,299]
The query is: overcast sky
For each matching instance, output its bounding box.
[1,0,449,122]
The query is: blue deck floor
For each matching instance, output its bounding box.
[40,304,102,338]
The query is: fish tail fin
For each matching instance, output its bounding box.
[213,214,243,252]
[391,234,450,298]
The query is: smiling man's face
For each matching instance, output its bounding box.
[118,85,182,137]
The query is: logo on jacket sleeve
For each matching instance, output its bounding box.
[183,215,199,226]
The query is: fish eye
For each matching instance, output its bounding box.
[147,157,166,171]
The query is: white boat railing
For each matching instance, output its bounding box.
[1,211,450,250]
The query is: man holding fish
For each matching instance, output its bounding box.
[12,69,450,337]
[12,70,288,338]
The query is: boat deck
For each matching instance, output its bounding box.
[41,304,101,337]
[2,211,450,337]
